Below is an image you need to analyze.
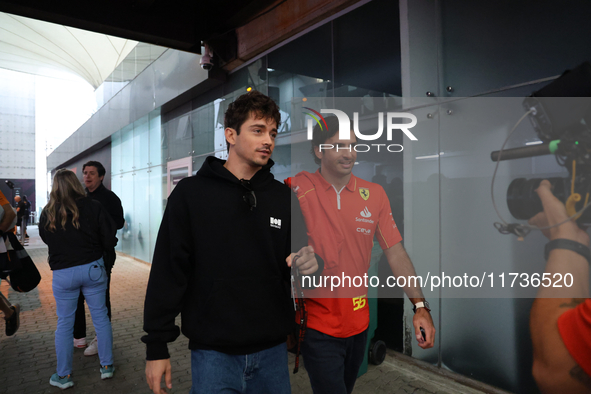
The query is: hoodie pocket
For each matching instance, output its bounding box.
[194,276,291,348]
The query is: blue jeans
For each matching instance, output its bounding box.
[190,342,291,394]
[301,328,368,394]
[52,259,113,376]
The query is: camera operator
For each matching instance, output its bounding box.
[528,180,591,393]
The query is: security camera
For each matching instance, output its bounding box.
[200,43,213,70]
[200,54,213,70]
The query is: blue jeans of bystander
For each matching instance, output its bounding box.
[52,259,113,376]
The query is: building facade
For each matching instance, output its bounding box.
[0,68,36,210]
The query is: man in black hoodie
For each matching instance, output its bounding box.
[142,91,319,394]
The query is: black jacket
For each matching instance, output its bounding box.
[142,157,297,359]
[87,183,125,230]
[39,197,117,271]
[16,201,30,218]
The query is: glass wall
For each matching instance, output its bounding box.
[401,0,591,392]
[267,23,333,134]
[111,108,164,263]
[96,43,168,110]
[158,59,270,175]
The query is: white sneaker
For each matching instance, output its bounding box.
[84,337,98,356]
[74,338,87,348]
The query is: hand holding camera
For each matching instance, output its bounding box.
[528,180,590,246]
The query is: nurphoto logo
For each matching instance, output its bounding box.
[302,107,418,153]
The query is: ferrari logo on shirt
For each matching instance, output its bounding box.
[359,188,370,201]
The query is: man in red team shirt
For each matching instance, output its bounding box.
[292,116,435,394]
[529,180,591,393]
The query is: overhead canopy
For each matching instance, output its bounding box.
[0,12,137,88]
[0,0,278,55]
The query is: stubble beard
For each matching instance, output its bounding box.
[251,156,270,168]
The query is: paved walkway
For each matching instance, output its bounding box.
[0,227,506,394]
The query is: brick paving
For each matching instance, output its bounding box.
[0,227,502,394]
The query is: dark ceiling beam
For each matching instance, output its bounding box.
[0,0,278,54]
[226,0,361,70]
[0,0,199,51]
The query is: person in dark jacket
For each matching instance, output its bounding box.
[18,195,31,244]
[73,160,124,356]
[142,91,319,394]
[39,169,117,389]
[15,195,30,243]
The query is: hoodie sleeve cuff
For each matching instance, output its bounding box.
[146,342,170,360]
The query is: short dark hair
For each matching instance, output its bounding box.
[224,90,281,151]
[310,116,354,165]
[83,161,106,178]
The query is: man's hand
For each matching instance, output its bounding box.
[286,245,318,275]
[528,180,590,246]
[413,308,435,349]
[146,359,172,394]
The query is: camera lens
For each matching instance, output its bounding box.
[507,177,569,220]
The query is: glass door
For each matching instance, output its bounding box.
[166,157,192,197]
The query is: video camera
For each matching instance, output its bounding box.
[491,62,591,225]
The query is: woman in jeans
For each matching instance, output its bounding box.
[39,169,117,389]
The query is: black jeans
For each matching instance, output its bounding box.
[301,327,368,394]
[73,249,115,339]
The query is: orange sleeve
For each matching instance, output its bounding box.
[0,190,8,206]
[557,299,591,377]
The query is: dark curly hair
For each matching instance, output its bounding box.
[83,161,106,177]
[224,90,281,151]
[310,116,354,165]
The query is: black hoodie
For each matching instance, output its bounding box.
[39,197,117,270]
[142,157,295,359]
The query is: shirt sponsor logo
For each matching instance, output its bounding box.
[356,227,372,235]
[356,207,374,223]
[270,217,282,229]
[389,212,397,228]
[360,206,371,218]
